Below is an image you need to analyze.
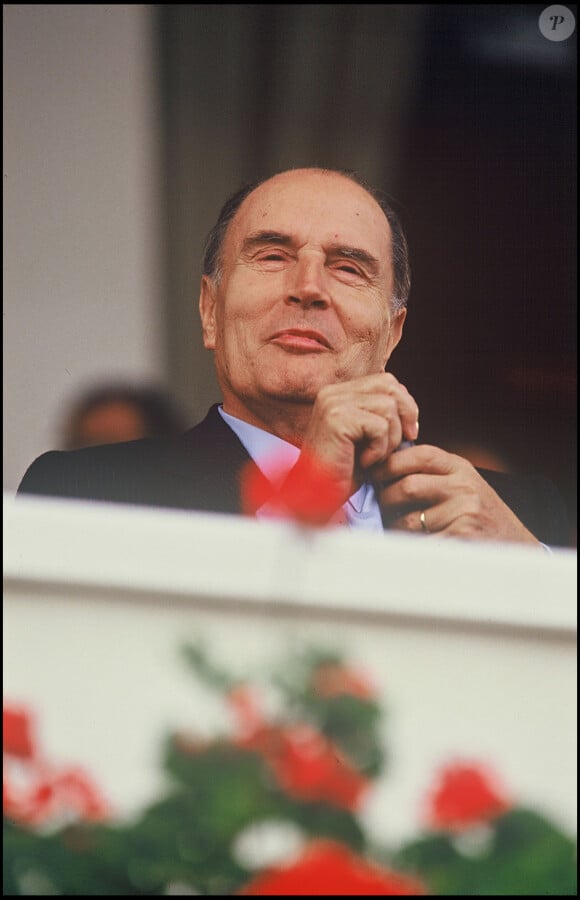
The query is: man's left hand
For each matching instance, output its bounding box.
[371,444,540,545]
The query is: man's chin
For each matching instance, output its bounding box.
[265,383,321,404]
[259,363,334,402]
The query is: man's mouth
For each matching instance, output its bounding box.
[270,329,332,351]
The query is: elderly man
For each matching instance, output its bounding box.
[18,168,568,545]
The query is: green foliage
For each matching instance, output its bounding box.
[3,643,577,895]
[271,644,386,777]
[163,734,365,854]
[180,641,237,692]
[391,809,577,896]
[4,819,138,896]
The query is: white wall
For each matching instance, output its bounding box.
[3,4,163,491]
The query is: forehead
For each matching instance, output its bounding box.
[227,170,392,263]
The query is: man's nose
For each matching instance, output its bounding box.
[285,256,330,309]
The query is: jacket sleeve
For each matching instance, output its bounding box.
[17,451,91,501]
[17,444,145,506]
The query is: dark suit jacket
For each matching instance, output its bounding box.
[17,404,570,546]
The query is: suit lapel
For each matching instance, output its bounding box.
[176,405,253,514]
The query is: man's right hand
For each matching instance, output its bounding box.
[299,373,420,505]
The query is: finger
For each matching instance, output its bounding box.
[354,409,400,469]
[304,406,396,489]
[374,471,445,512]
[389,500,456,536]
[341,389,411,462]
[327,373,419,442]
[382,373,420,441]
[310,394,404,465]
[372,444,463,483]
[358,412,403,469]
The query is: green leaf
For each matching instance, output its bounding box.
[391,809,577,895]
[180,640,237,692]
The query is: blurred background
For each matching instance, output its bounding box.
[3,4,577,540]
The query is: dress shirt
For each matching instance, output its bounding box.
[218,407,383,531]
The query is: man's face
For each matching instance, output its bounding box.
[200,169,405,424]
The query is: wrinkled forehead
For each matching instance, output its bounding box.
[225,170,392,266]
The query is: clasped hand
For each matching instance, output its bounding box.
[299,373,539,544]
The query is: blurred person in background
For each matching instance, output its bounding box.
[61,383,186,450]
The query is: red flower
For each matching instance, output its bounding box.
[237,839,428,895]
[239,451,346,526]
[48,767,110,822]
[3,704,110,826]
[425,761,511,832]
[228,685,265,738]
[236,723,369,811]
[3,705,36,760]
[311,663,376,701]
[4,765,110,826]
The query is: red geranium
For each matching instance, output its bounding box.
[235,722,369,811]
[3,705,36,760]
[311,663,376,701]
[3,703,110,827]
[238,839,428,895]
[4,766,110,827]
[239,451,346,526]
[226,683,369,811]
[228,685,264,738]
[425,761,511,832]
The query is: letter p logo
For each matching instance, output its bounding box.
[539,5,576,41]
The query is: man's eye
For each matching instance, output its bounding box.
[258,252,286,262]
[337,263,360,275]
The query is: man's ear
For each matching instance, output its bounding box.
[383,308,406,366]
[199,276,217,350]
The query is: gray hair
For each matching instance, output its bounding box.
[202,168,411,312]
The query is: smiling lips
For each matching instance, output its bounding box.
[270,329,332,351]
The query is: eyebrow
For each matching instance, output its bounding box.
[241,230,381,274]
[332,245,380,274]
[241,231,294,253]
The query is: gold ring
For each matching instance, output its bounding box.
[420,510,429,533]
